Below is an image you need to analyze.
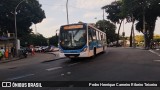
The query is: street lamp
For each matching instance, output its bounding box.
[102,8,105,32]
[56,29,59,46]
[14,0,28,56]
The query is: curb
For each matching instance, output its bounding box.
[149,49,160,56]
[0,58,21,64]
[0,57,65,64]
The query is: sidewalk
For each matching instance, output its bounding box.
[0,57,20,63]
[135,46,160,56]
[0,51,65,64]
[0,53,32,64]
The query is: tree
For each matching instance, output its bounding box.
[102,0,125,46]
[154,35,160,42]
[95,20,117,44]
[123,0,160,48]
[0,0,46,38]
[20,33,47,47]
[49,35,59,47]
[135,35,144,42]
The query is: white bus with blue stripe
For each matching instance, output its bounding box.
[59,23,107,59]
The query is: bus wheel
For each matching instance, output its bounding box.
[93,48,96,57]
[103,46,105,52]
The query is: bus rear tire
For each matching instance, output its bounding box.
[92,47,96,58]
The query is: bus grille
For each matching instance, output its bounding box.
[64,54,80,57]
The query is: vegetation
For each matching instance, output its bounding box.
[49,35,59,47]
[0,0,46,46]
[102,1,125,46]
[122,0,160,48]
[102,0,160,48]
[20,33,48,47]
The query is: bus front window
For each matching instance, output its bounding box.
[60,29,87,50]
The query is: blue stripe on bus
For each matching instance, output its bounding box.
[89,41,103,50]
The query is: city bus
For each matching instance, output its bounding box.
[58,23,107,59]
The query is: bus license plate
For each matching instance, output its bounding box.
[69,56,75,58]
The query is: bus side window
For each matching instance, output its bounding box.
[92,29,96,41]
[96,31,99,41]
[101,34,103,39]
[88,28,93,43]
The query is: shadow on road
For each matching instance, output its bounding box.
[63,52,105,64]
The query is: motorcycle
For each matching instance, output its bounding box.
[19,48,28,58]
[22,49,28,58]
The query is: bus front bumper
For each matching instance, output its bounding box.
[59,52,89,58]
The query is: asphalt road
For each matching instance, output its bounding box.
[1,47,160,90]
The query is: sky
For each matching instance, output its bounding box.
[31,0,160,38]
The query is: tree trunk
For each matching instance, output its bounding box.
[116,20,123,47]
[130,20,135,47]
[148,22,156,49]
[130,26,133,47]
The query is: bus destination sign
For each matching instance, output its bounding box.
[63,25,83,30]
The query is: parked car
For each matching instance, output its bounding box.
[41,46,49,52]
[34,46,42,52]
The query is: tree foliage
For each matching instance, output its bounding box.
[20,33,48,47]
[49,35,59,47]
[0,0,46,38]
[135,35,144,42]
[122,0,160,48]
[102,1,125,46]
[102,1,124,23]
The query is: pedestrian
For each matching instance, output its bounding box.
[31,48,35,55]
[0,51,2,60]
[150,39,154,49]
[11,47,15,57]
[0,47,5,59]
[5,48,9,59]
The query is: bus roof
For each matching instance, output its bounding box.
[60,23,106,35]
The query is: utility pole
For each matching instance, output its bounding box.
[66,0,69,25]
[35,24,37,35]
[122,20,125,47]
[143,2,146,49]
[56,29,59,46]
[14,0,28,56]
[103,8,105,32]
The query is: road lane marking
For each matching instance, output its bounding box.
[46,67,62,71]
[154,60,160,62]
[67,72,71,75]
[61,74,65,76]
[149,50,160,56]
[68,63,80,66]
[5,74,34,81]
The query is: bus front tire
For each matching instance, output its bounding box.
[93,48,96,58]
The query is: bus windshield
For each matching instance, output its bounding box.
[60,29,87,50]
